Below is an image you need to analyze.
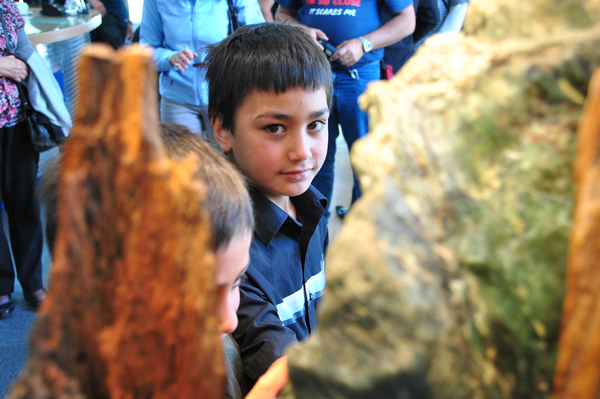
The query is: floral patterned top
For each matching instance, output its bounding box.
[0,0,25,128]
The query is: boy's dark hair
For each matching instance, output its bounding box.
[40,123,253,256]
[205,22,333,133]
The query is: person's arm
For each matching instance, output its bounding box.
[257,0,275,22]
[275,5,329,44]
[438,2,468,34]
[330,4,415,67]
[0,55,28,82]
[139,0,197,72]
[15,30,34,61]
[0,27,33,83]
[88,0,107,16]
[244,356,290,399]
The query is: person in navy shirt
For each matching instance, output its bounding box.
[206,22,332,393]
[89,0,133,49]
[276,0,415,220]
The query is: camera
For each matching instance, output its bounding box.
[318,39,337,58]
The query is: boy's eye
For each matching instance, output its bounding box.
[265,125,285,134]
[232,277,242,289]
[308,120,326,131]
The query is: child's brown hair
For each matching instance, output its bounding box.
[40,123,253,254]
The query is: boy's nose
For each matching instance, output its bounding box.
[289,132,311,162]
[219,299,239,335]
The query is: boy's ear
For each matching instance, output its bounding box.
[211,116,233,153]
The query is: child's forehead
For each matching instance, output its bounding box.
[246,86,327,99]
[240,86,328,106]
[235,88,329,120]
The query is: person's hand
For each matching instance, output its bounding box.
[329,38,364,67]
[169,49,198,73]
[0,55,29,83]
[88,0,107,16]
[125,21,134,42]
[307,28,328,49]
[245,356,290,399]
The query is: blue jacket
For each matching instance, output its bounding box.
[140,0,264,106]
[233,186,328,389]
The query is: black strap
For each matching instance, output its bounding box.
[226,0,239,35]
[0,5,14,55]
[15,80,31,112]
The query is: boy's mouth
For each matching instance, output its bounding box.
[281,169,312,181]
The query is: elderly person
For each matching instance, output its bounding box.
[0,0,47,319]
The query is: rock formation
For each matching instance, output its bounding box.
[5,45,224,399]
[286,1,600,398]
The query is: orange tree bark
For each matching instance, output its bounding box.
[553,67,600,399]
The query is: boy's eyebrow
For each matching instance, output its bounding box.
[255,108,330,121]
[310,108,330,118]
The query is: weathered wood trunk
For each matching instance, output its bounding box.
[553,68,600,399]
[6,45,224,399]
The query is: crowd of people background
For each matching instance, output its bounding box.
[0,0,469,397]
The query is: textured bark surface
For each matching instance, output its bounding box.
[552,68,600,399]
[6,45,224,399]
[287,2,600,398]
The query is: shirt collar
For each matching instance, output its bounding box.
[251,186,327,247]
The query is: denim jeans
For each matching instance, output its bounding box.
[160,96,216,145]
[312,61,380,219]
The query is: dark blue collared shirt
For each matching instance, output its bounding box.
[232,185,328,389]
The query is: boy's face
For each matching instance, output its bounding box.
[214,87,329,208]
[215,230,252,339]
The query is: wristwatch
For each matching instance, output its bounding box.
[358,36,372,53]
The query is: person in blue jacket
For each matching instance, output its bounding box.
[206,22,331,394]
[140,0,264,141]
[276,0,415,220]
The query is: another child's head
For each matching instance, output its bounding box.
[205,23,333,207]
[41,123,254,338]
[159,123,254,338]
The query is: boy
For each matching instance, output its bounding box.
[40,123,254,399]
[205,22,332,392]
